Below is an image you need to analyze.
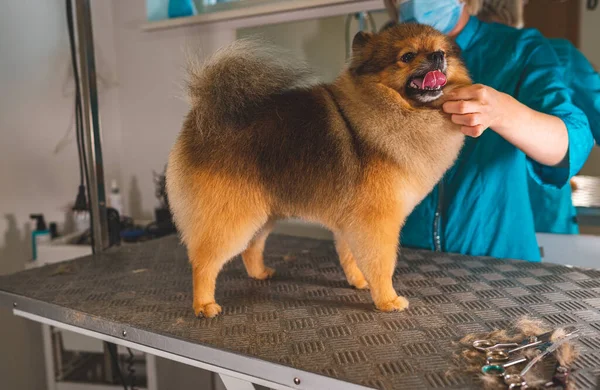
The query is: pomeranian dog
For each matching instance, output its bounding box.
[167,23,472,318]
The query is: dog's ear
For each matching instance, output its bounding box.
[352,31,373,52]
[350,32,381,75]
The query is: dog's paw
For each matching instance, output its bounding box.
[250,266,275,280]
[194,302,222,318]
[375,296,409,312]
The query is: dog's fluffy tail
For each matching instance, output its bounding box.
[186,39,316,123]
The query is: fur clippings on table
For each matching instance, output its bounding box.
[454,317,578,389]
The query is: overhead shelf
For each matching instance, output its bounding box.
[142,0,383,31]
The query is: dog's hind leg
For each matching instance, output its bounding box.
[187,211,265,318]
[242,219,276,280]
[334,235,368,289]
[178,173,269,318]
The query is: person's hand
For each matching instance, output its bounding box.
[442,84,509,137]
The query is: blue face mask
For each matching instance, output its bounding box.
[399,0,464,34]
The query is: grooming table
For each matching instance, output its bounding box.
[2,235,600,390]
[573,175,600,227]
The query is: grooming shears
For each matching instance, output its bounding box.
[502,327,579,389]
[476,330,555,363]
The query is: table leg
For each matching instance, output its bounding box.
[41,324,57,390]
[219,373,257,390]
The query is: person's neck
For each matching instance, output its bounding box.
[448,8,470,37]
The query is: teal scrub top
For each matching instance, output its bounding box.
[527,38,600,235]
[401,17,594,262]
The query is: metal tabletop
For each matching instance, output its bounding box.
[1,234,600,389]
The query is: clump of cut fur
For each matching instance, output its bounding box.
[186,39,317,124]
[454,317,578,389]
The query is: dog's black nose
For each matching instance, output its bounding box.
[428,50,445,64]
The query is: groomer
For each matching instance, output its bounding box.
[385,0,594,261]
[527,38,600,234]
[476,0,600,236]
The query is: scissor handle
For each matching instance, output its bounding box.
[481,364,506,376]
[473,340,519,351]
[486,349,510,362]
[482,356,527,377]
[504,374,526,389]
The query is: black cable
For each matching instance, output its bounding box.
[66,0,85,187]
[66,0,94,230]
[67,0,99,252]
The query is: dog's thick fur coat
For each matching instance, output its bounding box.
[167,24,472,317]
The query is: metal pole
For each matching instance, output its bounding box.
[74,0,109,253]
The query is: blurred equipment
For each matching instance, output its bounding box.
[571,175,600,227]
[151,166,176,234]
[109,179,123,216]
[120,167,176,243]
[30,214,52,261]
[344,11,377,59]
[71,0,110,253]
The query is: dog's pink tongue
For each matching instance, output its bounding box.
[422,70,447,88]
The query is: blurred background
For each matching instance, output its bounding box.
[1,0,598,389]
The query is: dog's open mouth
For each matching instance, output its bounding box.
[406,69,447,103]
[407,70,447,91]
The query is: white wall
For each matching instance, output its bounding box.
[0,1,121,389]
[111,0,235,219]
[238,11,388,82]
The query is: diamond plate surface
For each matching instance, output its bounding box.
[1,234,600,389]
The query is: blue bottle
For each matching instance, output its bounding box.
[168,0,198,18]
[30,214,51,261]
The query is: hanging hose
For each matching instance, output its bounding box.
[344,11,378,59]
[366,11,377,33]
[345,13,353,60]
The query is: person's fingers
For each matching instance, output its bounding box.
[443,100,481,114]
[446,84,488,101]
[451,113,483,127]
[460,125,486,138]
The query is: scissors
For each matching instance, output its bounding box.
[473,330,554,354]
[503,328,579,389]
[481,356,528,377]
[479,330,556,362]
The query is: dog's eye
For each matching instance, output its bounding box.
[401,52,416,63]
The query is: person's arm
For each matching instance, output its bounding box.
[443,85,569,167]
[442,32,594,187]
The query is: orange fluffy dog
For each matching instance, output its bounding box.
[166,24,472,317]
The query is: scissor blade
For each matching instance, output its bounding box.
[534,330,555,343]
[507,330,555,354]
